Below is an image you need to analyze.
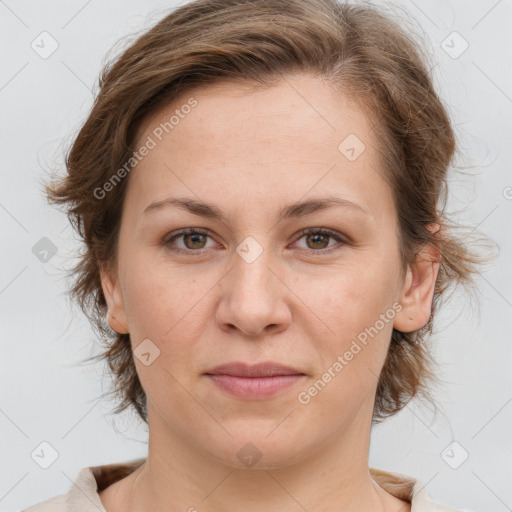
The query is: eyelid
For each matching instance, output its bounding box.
[293,227,347,243]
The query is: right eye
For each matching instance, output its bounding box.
[163,228,220,254]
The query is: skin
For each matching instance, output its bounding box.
[99,73,440,512]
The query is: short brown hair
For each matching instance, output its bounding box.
[45,0,491,424]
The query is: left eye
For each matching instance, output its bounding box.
[293,228,345,251]
[163,228,345,253]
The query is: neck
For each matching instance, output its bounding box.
[122,401,403,512]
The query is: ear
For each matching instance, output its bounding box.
[99,264,129,335]
[394,225,441,333]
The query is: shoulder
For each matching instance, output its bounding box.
[20,458,145,512]
[370,466,477,512]
[21,493,67,511]
[410,479,477,512]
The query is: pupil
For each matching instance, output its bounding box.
[308,233,328,249]
[186,233,205,249]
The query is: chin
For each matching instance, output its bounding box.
[205,427,315,470]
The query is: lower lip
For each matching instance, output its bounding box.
[205,374,305,399]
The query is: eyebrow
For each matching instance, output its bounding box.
[143,195,370,223]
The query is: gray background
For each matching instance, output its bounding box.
[1,0,511,511]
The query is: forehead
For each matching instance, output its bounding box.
[140,76,371,153]
[123,75,390,223]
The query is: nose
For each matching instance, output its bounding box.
[216,240,292,338]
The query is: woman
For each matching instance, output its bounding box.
[25,0,484,510]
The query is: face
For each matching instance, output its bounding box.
[101,74,438,468]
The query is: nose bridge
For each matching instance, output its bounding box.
[232,234,275,296]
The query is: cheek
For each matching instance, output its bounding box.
[123,264,209,403]
[304,255,398,332]
[120,250,219,370]
[294,258,398,390]
[296,283,395,425]
[124,271,200,339]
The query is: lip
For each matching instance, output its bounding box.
[204,362,306,400]
[206,374,306,399]
[205,361,305,378]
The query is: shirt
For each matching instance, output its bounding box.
[21,457,472,512]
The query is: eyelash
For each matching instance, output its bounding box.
[163,227,347,255]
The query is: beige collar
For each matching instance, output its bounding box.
[61,458,460,512]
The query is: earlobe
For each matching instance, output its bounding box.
[393,240,441,333]
[99,266,129,335]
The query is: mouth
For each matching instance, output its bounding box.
[205,361,305,378]
[204,361,306,399]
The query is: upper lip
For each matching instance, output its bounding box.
[205,362,305,377]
